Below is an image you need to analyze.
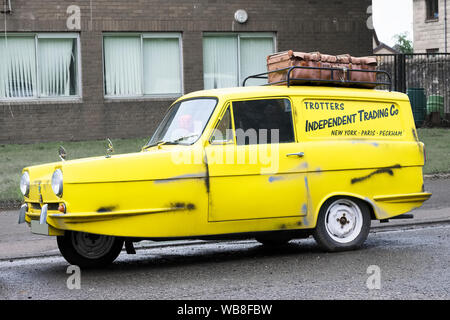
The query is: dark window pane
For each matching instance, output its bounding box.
[426,0,439,20]
[232,99,295,145]
[211,106,233,143]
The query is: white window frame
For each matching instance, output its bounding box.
[0,33,82,102]
[203,32,277,88]
[102,32,184,100]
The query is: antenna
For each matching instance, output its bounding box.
[1,0,12,14]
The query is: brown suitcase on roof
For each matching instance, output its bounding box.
[266,50,321,84]
[266,51,378,88]
[349,56,378,86]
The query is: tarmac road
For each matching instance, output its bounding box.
[0,225,449,300]
[0,177,449,300]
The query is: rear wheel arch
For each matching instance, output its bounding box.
[313,193,377,227]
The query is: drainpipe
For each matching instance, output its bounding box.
[445,0,448,53]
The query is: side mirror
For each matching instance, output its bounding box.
[106,138,114,158]
[58,146,67,161]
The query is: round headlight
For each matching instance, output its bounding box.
[51,169,63,197]
[20,172,30,197]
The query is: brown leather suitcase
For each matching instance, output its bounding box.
[349,56,377,86]
[318,53,337,80]
[266,50,321,84]
[266,51,378,88]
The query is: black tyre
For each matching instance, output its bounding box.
[57,231,124,268]
[313,197,371,252]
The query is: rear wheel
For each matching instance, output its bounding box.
[313,197,371,252]
[57,231,124,268]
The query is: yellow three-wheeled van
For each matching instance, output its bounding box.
[19,68,431,267]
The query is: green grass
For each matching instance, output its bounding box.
[1,129,449,203]
[0,137,148,202]
[417,128,450,175]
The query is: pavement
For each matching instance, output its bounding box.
[1,177,449,261]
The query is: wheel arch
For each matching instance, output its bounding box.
[312,192,378,227]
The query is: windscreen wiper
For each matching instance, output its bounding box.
[143,134,199,150]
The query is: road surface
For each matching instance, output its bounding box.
[0,177,449,300]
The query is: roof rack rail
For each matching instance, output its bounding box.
[242,66,392,91]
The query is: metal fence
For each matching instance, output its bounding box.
[375,53,450,126]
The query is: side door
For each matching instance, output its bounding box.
[205,97,309,222]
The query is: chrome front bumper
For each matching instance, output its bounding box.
[19,203,50,235]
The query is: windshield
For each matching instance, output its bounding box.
[146,98,218,147]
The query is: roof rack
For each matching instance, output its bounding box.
[242,66,392,91]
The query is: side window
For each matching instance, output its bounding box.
[210,106,233,144]
[232,99,295,145]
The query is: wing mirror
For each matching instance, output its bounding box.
[106,138,114,158]
[58,146,67,161]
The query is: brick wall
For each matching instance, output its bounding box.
[0,0,372,144]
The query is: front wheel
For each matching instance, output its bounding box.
[313,197,371,252]
[57,231,124,268]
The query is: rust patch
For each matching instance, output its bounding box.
[351,140,379,147]
[97,206,116,213]
[170,202,196,211]
[304,176,310,192]
[154,173,206,184]
[301,203,308,215]
[268,176,284,183]
[297,162,309,170]
[302,215,310,227]
[313,167,322,174]
[203,154,210,193]
[303,176,312,226]
[351,164,401,184]
[279,221,303,229]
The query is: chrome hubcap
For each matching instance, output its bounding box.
[71,232,115,259]
[325,199,363,243]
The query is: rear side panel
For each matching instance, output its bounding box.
[293,92,427,223]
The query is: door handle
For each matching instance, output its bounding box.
[286,152,304,158]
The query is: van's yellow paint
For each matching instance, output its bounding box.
[21,85,431,238]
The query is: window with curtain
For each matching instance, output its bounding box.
[103,33,183,97]
[203,33,275,89]
[104,36,142,96]
[203,36,238,89]
[0,34,79,100]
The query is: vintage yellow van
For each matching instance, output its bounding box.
[18,81,431,267]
